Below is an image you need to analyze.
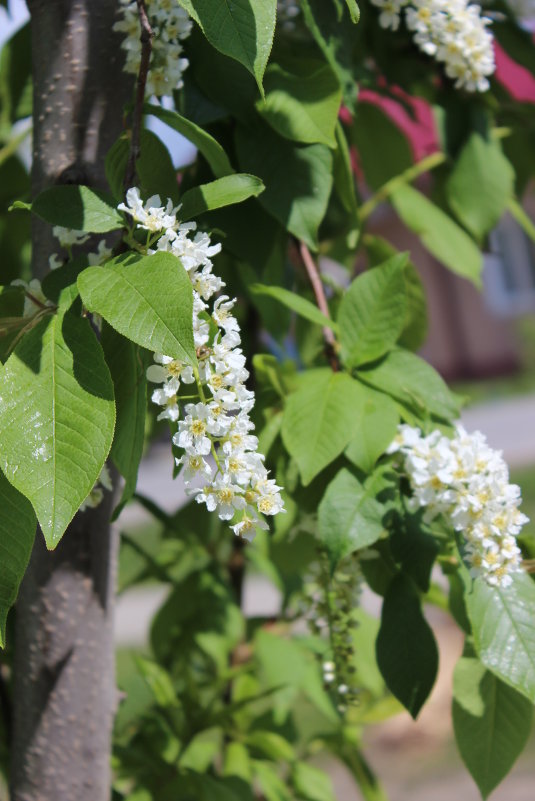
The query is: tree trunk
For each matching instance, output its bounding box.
[10,3,131,799]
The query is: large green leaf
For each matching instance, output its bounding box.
[338,255,408,367]
[235,121,333,250]
[0,469,36,647]
[105,129,179,203]
[0,311,115,547]
[453,654,533,799]
[391,184,482,286]
[78,252,196,366]
[357,348,461,421]
[376,573,438,718]
[144,103,234,178]
[344,389,399,472]
[249,284,338,331]
[257,61,342,147]
[466,573,535,704]
[179,174,265,220]
[31,185,123,233]
[318,468,385,572]
[281,369,368,485]
[446,133,514,241]
[101,324,146,517]
[178,0,276,94]
[364,236,428,351]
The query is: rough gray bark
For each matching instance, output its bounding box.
[10,3,131,799]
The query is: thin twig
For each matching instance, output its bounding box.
[297,239,341,371]
[123,0,153,192]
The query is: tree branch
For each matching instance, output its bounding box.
[124,0,153,191]
[296,240,341,371]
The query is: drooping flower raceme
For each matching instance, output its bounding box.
[114,0,193,96]
[370,0,495,92]
[388,424,528,587]
[118,188,285,541]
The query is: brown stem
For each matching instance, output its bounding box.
[124,0,153,192]
[297,240,340,371]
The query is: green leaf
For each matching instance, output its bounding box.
[333,120,358,219]
[249,284,338,331]
[391,184,482,286]
[299,0,358,111]
[0,22,31,125]
[41,255,88,310]
[235,121,333,250]
[0,469,36,647]
[376,573,438,718]
[399,261,428,351]
[144,103,234,178]
[135,655,179,707]
[257,61,342,147]
[466,572,535,704]
[452,654,533,799]
[446,133,514,240]
[291,762,336,801]
[179,174,265,220]
[245,731,295,762]
[281,370,369,485]
[0,311,115,547]
[31,185,123,233]
[363,236,428,351]
[223,743,252,781]
[318,468,385,572]
[105,129,179,203]
[101,324,146,516]
[178,0,276,94]
[352,103,413,191]
[357,348,461,421]
[77,252,196,366]
[338,255,408,367]
[344,389,399,472]
[254,761,292,801]
[344,0,360,22]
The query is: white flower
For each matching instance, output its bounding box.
[118,188,179,232]
[390,423,527,587]
[175,453,213,483]
[174,402,212,455]
[231,509,269,542]
[194,475,247,520]
[370,0,495,92]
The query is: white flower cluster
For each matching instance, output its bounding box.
[118,187,285,541]
[370,0,495,91]
[114,0,192,96]
[388,424,528,588]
